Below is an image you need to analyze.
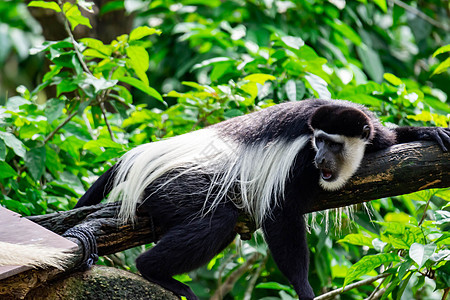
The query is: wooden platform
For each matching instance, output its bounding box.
[0,207,77,280]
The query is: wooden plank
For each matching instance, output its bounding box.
[0,207,77,280]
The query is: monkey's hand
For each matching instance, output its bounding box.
[420,127,450,152]
[395,127,450,152]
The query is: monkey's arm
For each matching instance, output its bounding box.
[394,127,450,152]
[367,126,450,153]
[262,206,314,300]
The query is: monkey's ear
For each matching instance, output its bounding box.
[362,125,371,140]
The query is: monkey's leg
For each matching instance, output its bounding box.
[136,205,238,300]
[262,207,314,300]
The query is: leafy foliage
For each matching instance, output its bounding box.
[0,0,449,299]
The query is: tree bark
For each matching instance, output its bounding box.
[1,141,449,298]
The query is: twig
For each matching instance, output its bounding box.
[243,254,268,300]
[392,0,448,30]
[99,90,116,142]
[44,108,78,144]
[211,253,260,300]
[366,274,390,300]
[57,0,92,75]
[366,287,388,300]
[216,252,238,300]
[314,273,389,300]
[418,192,433,226]
[442,287,449,300]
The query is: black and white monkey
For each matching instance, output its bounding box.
[70,98,449,300]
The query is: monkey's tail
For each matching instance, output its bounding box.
[74,165,117,208]
[0,241,74,270]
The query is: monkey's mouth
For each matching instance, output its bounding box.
[320,169,333,181]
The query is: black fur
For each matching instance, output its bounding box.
[75,99,450,300]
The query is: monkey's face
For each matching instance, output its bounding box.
[312,130,368,191]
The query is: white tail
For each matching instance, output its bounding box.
[0,241,74,270]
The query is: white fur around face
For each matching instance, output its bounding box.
[312,130,367,191]
[110,128,309,225]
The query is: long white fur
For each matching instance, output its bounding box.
[0,241,73,270]
[312,130,368,191]
[109,128,309,225]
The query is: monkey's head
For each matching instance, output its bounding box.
[309,105,373,191]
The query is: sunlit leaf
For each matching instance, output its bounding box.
[129,26,161,41]
[281,36,304,50]
[0,131,26,157]
[63,2,92,30]
[338,233,374,247]
[28,1,61,12]
[126,46,150,85]
[244,73,276,85]
[305,73,331,99]
[344,253,401,286]
[383,73,403,86]
[409,243,436,269]
[118,77,163,102]
[432,57,450,76]
[432,45,450,57]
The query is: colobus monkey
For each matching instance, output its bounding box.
[74,99,449,300]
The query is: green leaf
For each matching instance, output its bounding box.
[384,73,403,86]
[284,80,305,101]
[435,210,450,225]
[28,1,61,12]
[0,132,26,158]
[129,26,161,41]
[84,75,118,93]
[45,98,65,124]
[305,73,331,99]
[99,0,124,15]
[126,46,150,85]
[344,253,401,286]
[338,233,374,247]
[328,19,362,46]
[63,2,92,30]
[80,38,112,56]
[45,145,63,177]
[0,161,17,179]
[409,243,436,269]
[118,77,163,102]
[432,45,450,57]
[192,57,233,70]
[83,138,122,155]
[25,147,46,181]
[377,221,406,234]
[373,0,387,12]
[432,57,450,76]
[0,139,6,161]
[57,79,78,96]
[256,282,293,292]
[435,261,450,289]
[244,73,276,85]
[357,45,384,83]
[280,36,305,50]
